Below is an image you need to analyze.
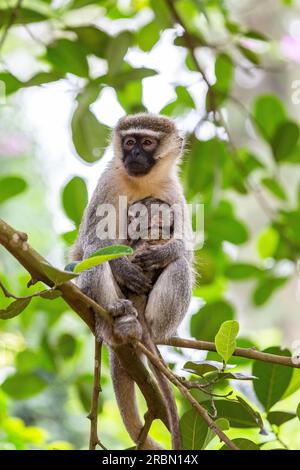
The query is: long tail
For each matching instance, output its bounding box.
[110,350,163,450]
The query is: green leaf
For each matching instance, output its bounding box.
[39,289,62,300]
[57,333,77,358]
[45,39,89,78]
[261,177,287,201]
[237,44,260,65]
[106,31,132,77]
[0,298,31,320]
[203,418,229,449]
[190,300,234,341]
[180,409,208,450]
[252,276,287,306]
[16,350,39,374]
[267,411,296,426]
[253,94,286,141]
[161,86,195,117]
[2,373,47,399]
[136,21,160,51]
[62,176,88,226]
[70,245,133,273]
[70,26,110,58]
[222,438,260,450]
[71,86,110,163]
[225,263,261,280]
[183,360,233,376]
[61,229,78,246]
[214,53,234,94]
[297,403,300,422]
[257,226,279,259]
[271,121,300,162]
[0,73,22,95]
[0,9,49,25]
[0,176,27,204]
[203,399,262,428]
[215,320,239,363]
[208,216,248,245]
[40,262,78,285]
[252,347,293,411]
[150,0,173,28]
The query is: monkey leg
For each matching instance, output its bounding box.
[145,257,192,342]
[79,262,163,449]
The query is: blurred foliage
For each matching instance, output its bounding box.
[1,0,300,451]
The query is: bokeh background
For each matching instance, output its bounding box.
[1,0,300,450]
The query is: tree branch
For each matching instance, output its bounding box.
[162,337,300,369]
[136,341,239,451]
[0,218,169,431]
[88,338,107,450]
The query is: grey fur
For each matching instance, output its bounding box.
[72,114,193,449]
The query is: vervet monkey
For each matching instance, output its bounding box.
[72,114,193,449]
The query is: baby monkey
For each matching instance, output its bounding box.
[127,197,175,287]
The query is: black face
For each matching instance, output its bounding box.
[122,134,159,176]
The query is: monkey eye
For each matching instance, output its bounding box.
[142,138,157,148]
[124,137,136,148]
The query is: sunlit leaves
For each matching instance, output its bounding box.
[0,176,27,204]
[62,176,88,226]
[252,347,293,411]
[215,320,239,364]
[71,85,110,163]
[257,226,279,259]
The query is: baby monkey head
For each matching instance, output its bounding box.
[114,113,183,177]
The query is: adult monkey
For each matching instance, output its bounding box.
[72,114,193,449]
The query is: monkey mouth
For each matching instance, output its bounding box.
[124,161,152,176]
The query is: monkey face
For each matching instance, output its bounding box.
[121,134,159,176]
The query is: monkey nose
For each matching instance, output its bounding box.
[132,148,140,158]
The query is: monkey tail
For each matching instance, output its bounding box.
[110,350,163,450]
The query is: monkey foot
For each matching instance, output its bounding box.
[109,300,142,343]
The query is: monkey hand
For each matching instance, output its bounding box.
[110,257,152,294]
[132,243,179,271]
[109,299,143,343]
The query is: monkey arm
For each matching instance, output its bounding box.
[132,238,183,270]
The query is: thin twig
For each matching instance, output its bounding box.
[88,338,106,450]
[162,337,300,369]
[136,341,239,451]
[0,279,58,301]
